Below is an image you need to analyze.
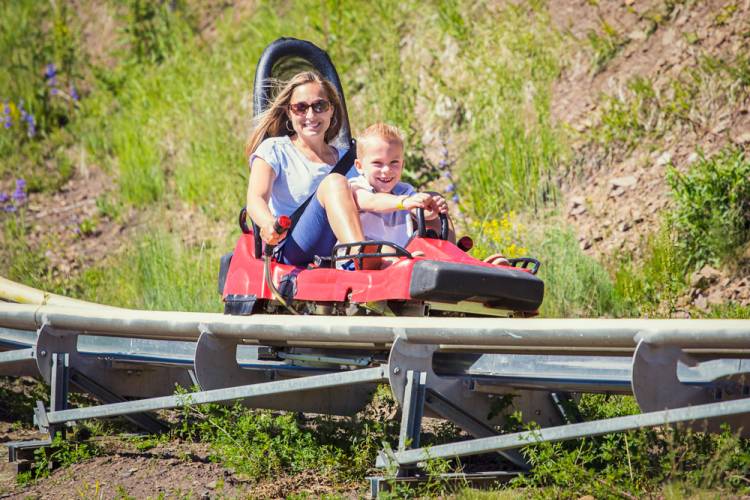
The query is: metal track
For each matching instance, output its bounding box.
[2,278,750,494]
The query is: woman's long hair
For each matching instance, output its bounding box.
[245,71,343,158]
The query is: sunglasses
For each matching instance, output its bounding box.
[289,99,332,115]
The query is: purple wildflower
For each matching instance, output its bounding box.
[3,204,17,213]
[442,170,453,179]
[0,192,8,203]
[452,194,460,203]
[23,113,35,137]
[70,85,79,101]
[44,63,57,80]
[12,178,26,204]
[2,102,10,128]
[439,159,449,168]
[446,183,455,193]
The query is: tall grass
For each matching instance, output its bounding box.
[532,226,628,318]
[79,228,220,311]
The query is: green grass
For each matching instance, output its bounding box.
[77,227,221,311]
[533,226,629,318]
[668,147,750,270]
[587,20,627,75]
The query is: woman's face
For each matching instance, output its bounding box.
[287,82,334,141]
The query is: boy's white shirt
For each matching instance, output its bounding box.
[349,174,416,247]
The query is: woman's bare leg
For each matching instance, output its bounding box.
[317,174,380,269]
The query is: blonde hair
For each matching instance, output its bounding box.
[356,122,404,157]
[245,71,343,158]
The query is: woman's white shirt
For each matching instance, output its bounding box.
[249,135,351,217]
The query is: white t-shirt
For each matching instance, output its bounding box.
[349,175,416,247]
[249,135,352,217]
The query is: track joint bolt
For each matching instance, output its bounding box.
[392,366,400,374]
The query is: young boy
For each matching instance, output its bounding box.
[349,123,449,248]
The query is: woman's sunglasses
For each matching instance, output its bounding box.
[289,99,331,115]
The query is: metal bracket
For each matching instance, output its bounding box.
[632,339,750,434]
[387,337,531,470]
[194,329,377,415]
[398,370,426,453]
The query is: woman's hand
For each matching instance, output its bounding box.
[259,221,288,245]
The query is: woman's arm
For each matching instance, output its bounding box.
[247,157,286,245]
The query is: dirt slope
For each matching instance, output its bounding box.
[552,0,750,308]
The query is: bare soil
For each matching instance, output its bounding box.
[552,0,750,311]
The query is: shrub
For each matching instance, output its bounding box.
[667,148,750,269]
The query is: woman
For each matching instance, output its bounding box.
[245,71,372,267]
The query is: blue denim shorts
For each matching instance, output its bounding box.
[275,194,337,266]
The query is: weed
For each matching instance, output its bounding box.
[125,0,196,65]
[587,21,627,75]
[17,433,102,486]
[531,226,627,318]
[667,147,750,269]
[469,211,529,261]
[614,225,687,317]
[77,228,220,311]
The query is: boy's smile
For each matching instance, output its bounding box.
[355,138,404,193]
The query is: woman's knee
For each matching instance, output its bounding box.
[317,174,353,204]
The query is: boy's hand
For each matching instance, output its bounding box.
[424,194,448,220]
[402,192,431,210]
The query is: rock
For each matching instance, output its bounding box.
[570,196,585,207]
[206,480,218,490]
[690,265,722,289]
[733,132,750,144]
[670,310,691,319]
[707,291,723,305]
[693,294,708,310]
[610,176,637,188]
[655,151,672,167]
[580,238,592,250]
[570,204,587,216]
[687,152,700,164]
[619,221,632,232]
[628,30,647,41]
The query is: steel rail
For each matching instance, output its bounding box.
[382,397,750,466]
[0,277,122,310]
[42,366,387,424]
[2,302,750,349]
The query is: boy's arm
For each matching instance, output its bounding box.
[352,186,431,213]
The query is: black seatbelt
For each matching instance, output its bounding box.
[287,138,357,230]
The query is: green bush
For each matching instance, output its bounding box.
[667,148,750,269]
[532,227,628,318]
[614,225,687,317]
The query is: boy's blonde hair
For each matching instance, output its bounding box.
[357,123,404,157]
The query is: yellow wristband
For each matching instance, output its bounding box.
[396,195,406,210]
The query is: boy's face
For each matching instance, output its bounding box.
[355,137,404,193]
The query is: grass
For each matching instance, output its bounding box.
[587,20,627,75]
[668,147,750,270]
[77,227,222,311]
